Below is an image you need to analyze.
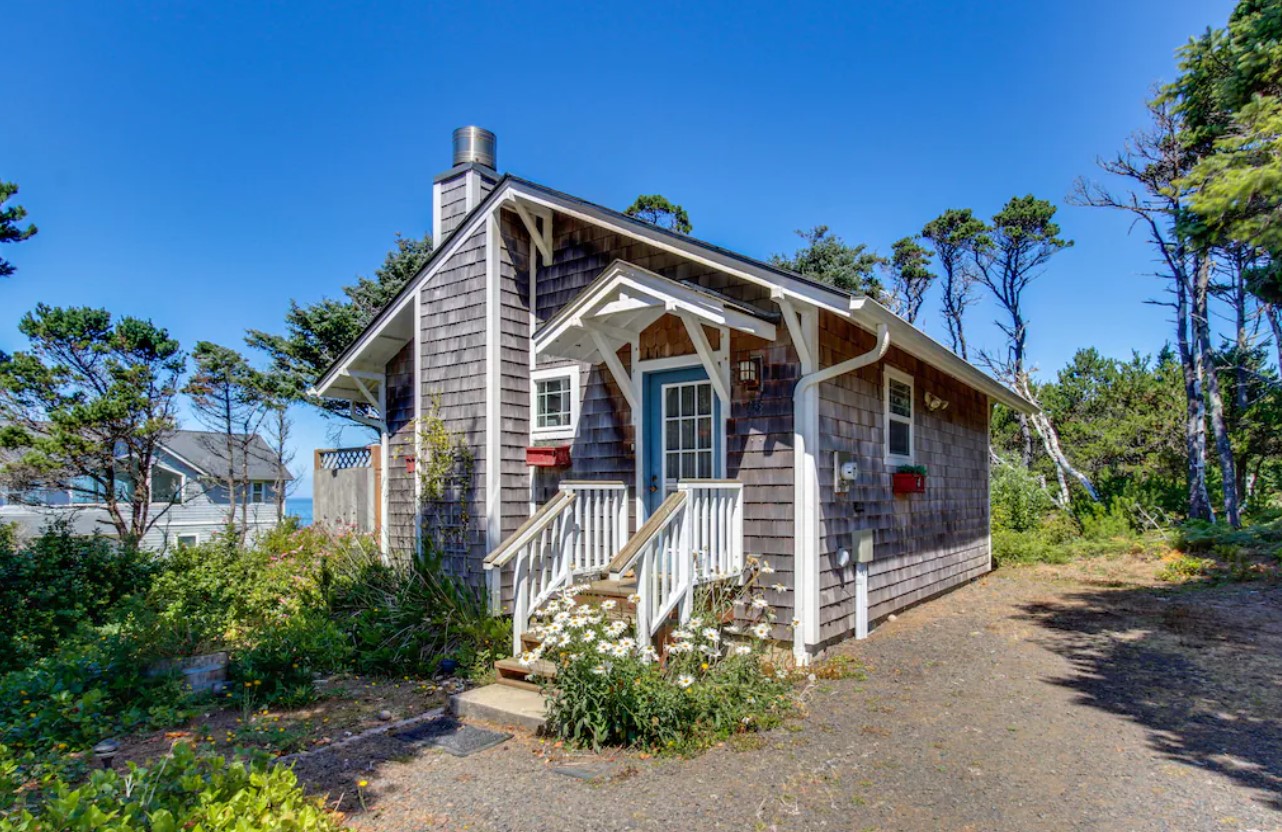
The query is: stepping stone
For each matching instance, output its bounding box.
[395,716,512,757]
[553,762,619,782]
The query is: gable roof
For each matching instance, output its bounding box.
[163,430,293,482]
[313,174,1034,413]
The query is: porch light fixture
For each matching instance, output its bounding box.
[737,357,762,389]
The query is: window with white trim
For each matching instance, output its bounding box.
[174,533,199,547]
[531,367,579,440]
[884,368,915,463]
[250,482,269,503]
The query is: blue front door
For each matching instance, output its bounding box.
[643,366,721,514]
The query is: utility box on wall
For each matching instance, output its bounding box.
[853,529,874,563]
[833,451,858,494]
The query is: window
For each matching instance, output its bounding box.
[531,367,579,440]
[151,467,183,504]
[250,482,269,503]
[174,533,199,547]
[884,368,914,463]
[663,380,716,492]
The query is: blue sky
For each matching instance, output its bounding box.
[2,0,1238,496]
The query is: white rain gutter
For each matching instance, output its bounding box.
[779,296,889,663]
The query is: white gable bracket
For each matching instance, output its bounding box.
[678,312,731,408]
[510,196,553,264]
[774,293,815,373]
[587,325,639,412]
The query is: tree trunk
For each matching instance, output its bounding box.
[1267,302,1282,373]
[1176,271,1215,523]
[1017,377,1100,506]
[1194,257,1241,528]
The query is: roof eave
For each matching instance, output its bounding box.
[846,297,1035,413]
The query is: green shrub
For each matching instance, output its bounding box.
[1156,554,1216,582]
[535,587,791,752]
[328,546,506,678]
[991,463,1054,533]
[0,742,347,831]
[992,528,1074,566]
[231,614,352,708]
[0,523,158,673]
[0,629,193,755]
[1077,500,1138,541]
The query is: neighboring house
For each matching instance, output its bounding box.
[0,430,293,550]
[312,127,1034,662]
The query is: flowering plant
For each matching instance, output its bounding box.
[531,583,792,752]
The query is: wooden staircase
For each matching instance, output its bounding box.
[493,578,639,691]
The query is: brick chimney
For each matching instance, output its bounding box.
[432,126,500,243]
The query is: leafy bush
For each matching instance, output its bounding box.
[0,523,158,673]
[1077,500,1138,541]
[0,742,347,831]
[1156,554,1216,582]
[231,614,352,708]
[328,546,507,679]
[534,586,791,752]
[991,463,1054,533]
[0,630,193,755]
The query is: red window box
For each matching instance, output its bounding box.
[526,445,571,468]
[892,472,926,494]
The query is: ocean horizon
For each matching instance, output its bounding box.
[286,497,313,526]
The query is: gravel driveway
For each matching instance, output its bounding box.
[296,558,1282,832]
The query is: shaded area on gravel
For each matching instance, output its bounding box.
[1019,583,1282,811]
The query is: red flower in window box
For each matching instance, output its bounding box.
[526,445,571,468]
[892,466,926,494]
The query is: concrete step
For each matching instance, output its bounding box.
[450,684,546,732]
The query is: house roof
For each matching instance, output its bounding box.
[163,430,294,482]
[313,174,1035,413]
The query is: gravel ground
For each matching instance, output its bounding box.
[296,559,1282,832]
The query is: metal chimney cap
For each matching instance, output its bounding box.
[452,126,496,169]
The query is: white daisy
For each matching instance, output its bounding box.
[751,597,770,610]
[676,674,695,689]
[627,593,641,604]
[668,641,694,654]
[596,640,614,654]
[759,561,776,574]
[751,622,771,639]
[600,599,617,610]
[734,644,752,656]
[701,627,721,642]
[771,583,789,593]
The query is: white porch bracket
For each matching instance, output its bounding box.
[677,311,731,408]
[587,325,640,411]
[343,370,386,431]
[773,291,815,372]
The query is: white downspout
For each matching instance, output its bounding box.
[781,297,889,663]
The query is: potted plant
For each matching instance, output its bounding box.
[892,464,927,494]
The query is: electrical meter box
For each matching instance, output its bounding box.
[853,529,874,564]
[833,451,858,493]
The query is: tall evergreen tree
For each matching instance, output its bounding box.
[771,226,886,297]
[0,181,37,278]
[922,209,987,359]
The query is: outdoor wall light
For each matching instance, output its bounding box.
[924,391,950,412]
[737,357,762,389]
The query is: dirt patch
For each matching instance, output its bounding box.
[115,676,454,769]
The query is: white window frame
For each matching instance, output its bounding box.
[174,532,199,547]
[884,367,915,466]
[150,464,187,506]
[530,366,580,441]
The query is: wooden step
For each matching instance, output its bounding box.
[494,657,557,693]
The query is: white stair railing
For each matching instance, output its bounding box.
[607,489,692,644]
[560,481,628,576]
[484,480,629,656]
[680,480,744,583]
[483,490,578,656]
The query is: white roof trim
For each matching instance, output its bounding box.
[533,260,777,362]
[314,176,1030,414]
[847,297,1035,413]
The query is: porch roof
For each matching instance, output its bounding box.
[532,260,778,364]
